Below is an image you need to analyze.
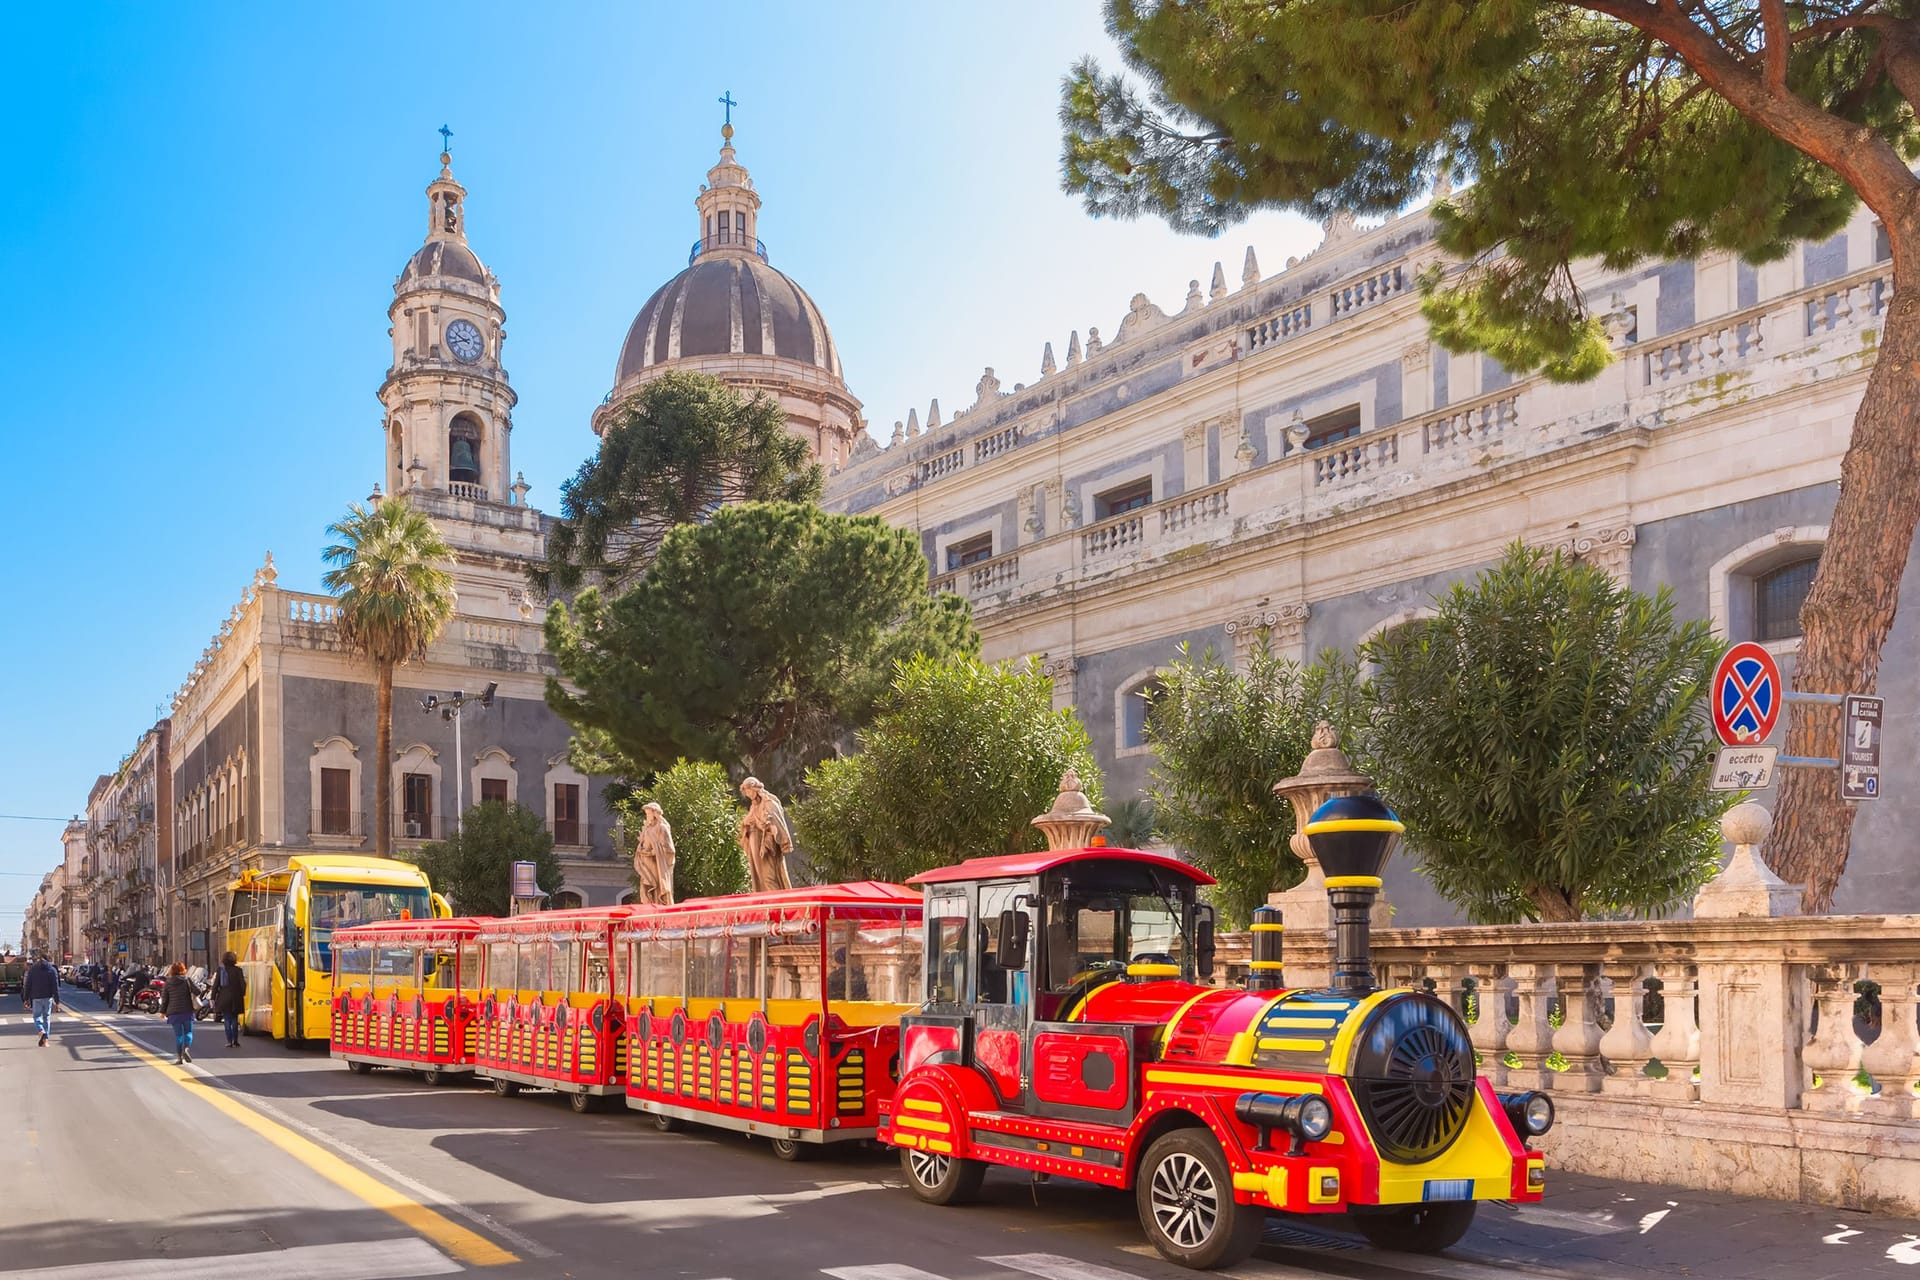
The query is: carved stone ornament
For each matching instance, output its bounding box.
[1321,208,1360,248]
[1402,342,1431,372]
[1031,768,1110,852]
[1116,292,1173,344]
[972,367,1005,410]
[1226,603,1311,661]
[1182,421,1208,448]
[884,470,915,497]
[1038,654,1079,680]
[1556,523,1637,562]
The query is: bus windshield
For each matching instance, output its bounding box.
[308,882,431,970]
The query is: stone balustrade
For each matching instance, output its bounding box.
[1421,388,1518,455]
[1082,511,1147,560]
[1643,309,1767,385]
[1157,479,1231,535]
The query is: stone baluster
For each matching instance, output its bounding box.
[1800,962,1866,1113]
[1645,961,1701,1102]
[1465,966,1511,1087]
[1860,965,1920,1119]
[1598,960,1656,1095]
[1551,961,1606,1093]
[1425,962,1466,1023]
[1504,962,1559,1091]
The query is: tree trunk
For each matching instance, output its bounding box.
[1766,226,1920,911]
[374,660,394,857]
[1527,885,1582,923]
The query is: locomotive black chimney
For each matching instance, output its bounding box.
[1302,794,1404,996]
[1247,905,1284,992]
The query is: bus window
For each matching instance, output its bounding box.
[551,940,580,996]
[308,881,432,973]
[520,939,553,993]
[688,934,729,999]
[585,940,610,996]
[927,895,968,1006]
[486,941,517,992]
[638,934,685,1000]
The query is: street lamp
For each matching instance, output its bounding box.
[420,681,497,838]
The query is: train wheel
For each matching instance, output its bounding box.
[420,1066,446,1087]
[900,1145,985,1206]
[769,1137,817,1162]
[345,1060,373,1075]
[1135,1130,1264,1270]
[1353,1202,1477,1254]
[569,1091,603,1115]
[652,1112,682,1133]
[491,1077,521,1098]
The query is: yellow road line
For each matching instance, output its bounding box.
[82,1014,516,1267]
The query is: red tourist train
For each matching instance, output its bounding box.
[330,795,1550,1269]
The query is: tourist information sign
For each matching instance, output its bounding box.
[1711,745,1778,791]
[1712,642,1783,745]
[1842,694,1884,801]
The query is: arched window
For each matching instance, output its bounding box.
[550,890,583,911]
[1756,556,1818,643]
[1117,673,1168,755]
[448,414,483,486]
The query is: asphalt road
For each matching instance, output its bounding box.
[6,984,1920,1280]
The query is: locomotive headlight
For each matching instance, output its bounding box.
[1236,1092,1334,1151]
[1500,1091,1555,1136]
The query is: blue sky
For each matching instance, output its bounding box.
[0,4,1322,935]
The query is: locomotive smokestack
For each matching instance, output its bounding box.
[1247,905,1284,992]
[1302,794,1404,995]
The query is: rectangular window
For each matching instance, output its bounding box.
[1094,478,1154,520]
[480,777,508,805]
[946,534,993,571]
[520,939,553,993]
[927,895,969,1005]
[486,941,517,992]
[638,934,686,1000]
[552,783,582,846]
[319,768,351,835]
[402,773,432,839]
[584,940,610,996]
[550,940,579,995]
[1303,404,1363,450]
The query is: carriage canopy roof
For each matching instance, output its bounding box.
[907,847,1216,888]
[331,917,485,948]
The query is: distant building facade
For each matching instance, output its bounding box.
[821,200,1896,924]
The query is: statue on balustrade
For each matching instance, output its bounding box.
[632,801,676,906]
[738,777,794,893]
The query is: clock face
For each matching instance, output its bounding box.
[446,318,484,364]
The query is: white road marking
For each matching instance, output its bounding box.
[0,1238,460,1280]
[1889,1234,1920,1265]
[1503,1204,1623,1235]
[1636,1202,1674,1233]
[822,1267,951,1280]
[1226,1244,1580,1280]
[1824,1224,1864,1244]
[987,1254,1151,1280]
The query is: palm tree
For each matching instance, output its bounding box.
[322,499,457,855]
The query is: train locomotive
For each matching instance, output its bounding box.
[880,793,1550,1269]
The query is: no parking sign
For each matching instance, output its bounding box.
[1712,642,1783,745]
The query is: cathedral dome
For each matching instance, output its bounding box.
[615,254,840,383]
[400,239,487,286]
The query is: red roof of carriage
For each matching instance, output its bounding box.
[907,847,1215,887]
[331,917,487,946]
[618,881,920,930]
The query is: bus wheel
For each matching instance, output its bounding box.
[900,1145,985,1206]
[652,1112,681,1133]
[1135,1129,1265,1270]
[345,1060,373,1075]
[569,1091,604,1115]
[491,1077,521,1098]
[1354,1203,1477,1254]
[770,1136,817,1162]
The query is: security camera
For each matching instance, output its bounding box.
[480,681,498,708]
[421,694,438,711]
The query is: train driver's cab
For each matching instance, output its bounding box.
[905,848,1216,1125]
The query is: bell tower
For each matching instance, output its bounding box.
[377,133,521,506]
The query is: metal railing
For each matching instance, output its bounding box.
[688,232,768,265]
[309,810,365,839]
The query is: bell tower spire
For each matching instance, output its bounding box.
[427,127,468,243]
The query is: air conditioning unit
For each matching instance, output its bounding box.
[404,821,423,838]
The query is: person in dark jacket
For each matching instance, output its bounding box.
[161,961,196,1064]
[21,953,59,1047]
[211,951,247,1048]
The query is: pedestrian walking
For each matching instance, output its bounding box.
[211,950,247,1048]
[101,965,120,1008]
[161,961,196,1064]
[21,952,59,1047]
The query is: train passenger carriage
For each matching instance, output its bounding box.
[618,882,921,1158]
[330,918,484,1084]
[473,907,636,1112]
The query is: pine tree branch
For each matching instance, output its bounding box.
[1761,0,1791,90]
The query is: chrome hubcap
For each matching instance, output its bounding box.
[1149,1151,1220,1250]
[907,1149,950,1188]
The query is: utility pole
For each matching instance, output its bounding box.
[420,682,498,837]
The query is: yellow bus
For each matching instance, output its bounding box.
[226,855,449,1044]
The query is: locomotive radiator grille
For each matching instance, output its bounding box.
[1345,993,1477,1163]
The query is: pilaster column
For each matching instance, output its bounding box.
[1039,655,1079,713]
[1225,603,1310,669]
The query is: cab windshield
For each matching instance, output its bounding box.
[1041,865,1195,992]
[308,883,431,971]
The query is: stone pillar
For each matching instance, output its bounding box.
[1270,722,1388,989]
[1598,960,1656,1093]
[1694,802,1806,1109]
[1039,655,1079,713]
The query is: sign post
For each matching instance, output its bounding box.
[1842,694,1884,801]
[508,860,543,917]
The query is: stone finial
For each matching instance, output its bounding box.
[1695,801,1801,918]
[1273,722,1375,870]
[256,552,278,588]
[368,482,384,505]
[1041,341,1057,376]
[510,471,531,507]
[927,399,942,430]
[906,408,921,437]
[1209,262,1228,302]
[1085,327,1103,356]
[1183,278,1204,313]
[1065,330,1082,366]
[1242,247,1261,291]
[973,367,1003,408]
[889,421,904,447]
[1031,768,1110,852]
